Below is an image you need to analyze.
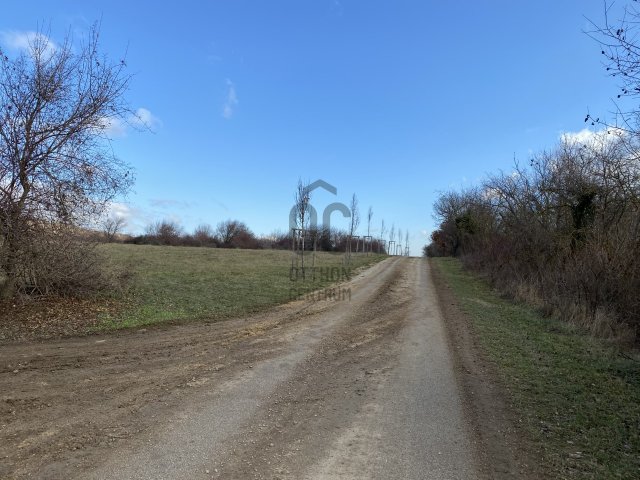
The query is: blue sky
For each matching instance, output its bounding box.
[1,1,623,254]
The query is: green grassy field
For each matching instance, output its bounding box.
[432,257,640,479]
[98,244,384,330]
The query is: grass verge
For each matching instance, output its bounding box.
[432,257,640,479]
[97,244,384,331]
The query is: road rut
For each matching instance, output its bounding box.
[1,258,481,479]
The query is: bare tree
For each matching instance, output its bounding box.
[293,179,312,233]
[426,135,640,340]
[389,223,395,245]
[0,25,134,299]
[215,219,255,247]
[146,220,183,246]
[349,193,360,238]
[587,2,640,135]
[380,219,386,253]
[293,179,312,275]
[405,230,410,256]
[363,205,372,254]
[433,191,468,224]
[346,193,360,258]
[102,216,127,243]
[193,223,215,247]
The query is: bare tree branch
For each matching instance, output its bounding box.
[0,23,134,298]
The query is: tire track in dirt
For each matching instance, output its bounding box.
[0,258,401,479]
[203,259,413,479]
[2,258,485,480]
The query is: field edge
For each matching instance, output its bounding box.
[430,257,640,479]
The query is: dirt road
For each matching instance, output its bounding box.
[1,258,488,479]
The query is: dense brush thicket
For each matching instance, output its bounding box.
[426,133,640,343]
[0,222,125,298]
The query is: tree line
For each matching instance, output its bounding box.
[427,132,640,344]
[112,218,388,253]
[426,3,640,344]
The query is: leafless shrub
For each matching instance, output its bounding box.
[2,222,128,298]
[193,224,217,247]
[428,135,640,343]
[215,219,259,249]
[0,24,134,299]
[145,220,183,246]
[101,216,127,243]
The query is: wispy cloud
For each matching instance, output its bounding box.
[331,0,344,16]
[99,108,161,138]
[149,198,193,209]
[213,199,230,212]
[0,30,57,57]
[222,79,238,119]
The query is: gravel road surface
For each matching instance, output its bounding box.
[1,257,483,479]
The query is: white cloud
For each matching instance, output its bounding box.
[222,79,238,119]
[99,116,127,137]
[107,202,133,221]
[102,202,152,235]
[100,201,195,236]
[559,127,624,148]
[87,202,133,233]
[482,186,502,201]
[98,108,161,138]
[131,107,162,130]
[0,30,57,57]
